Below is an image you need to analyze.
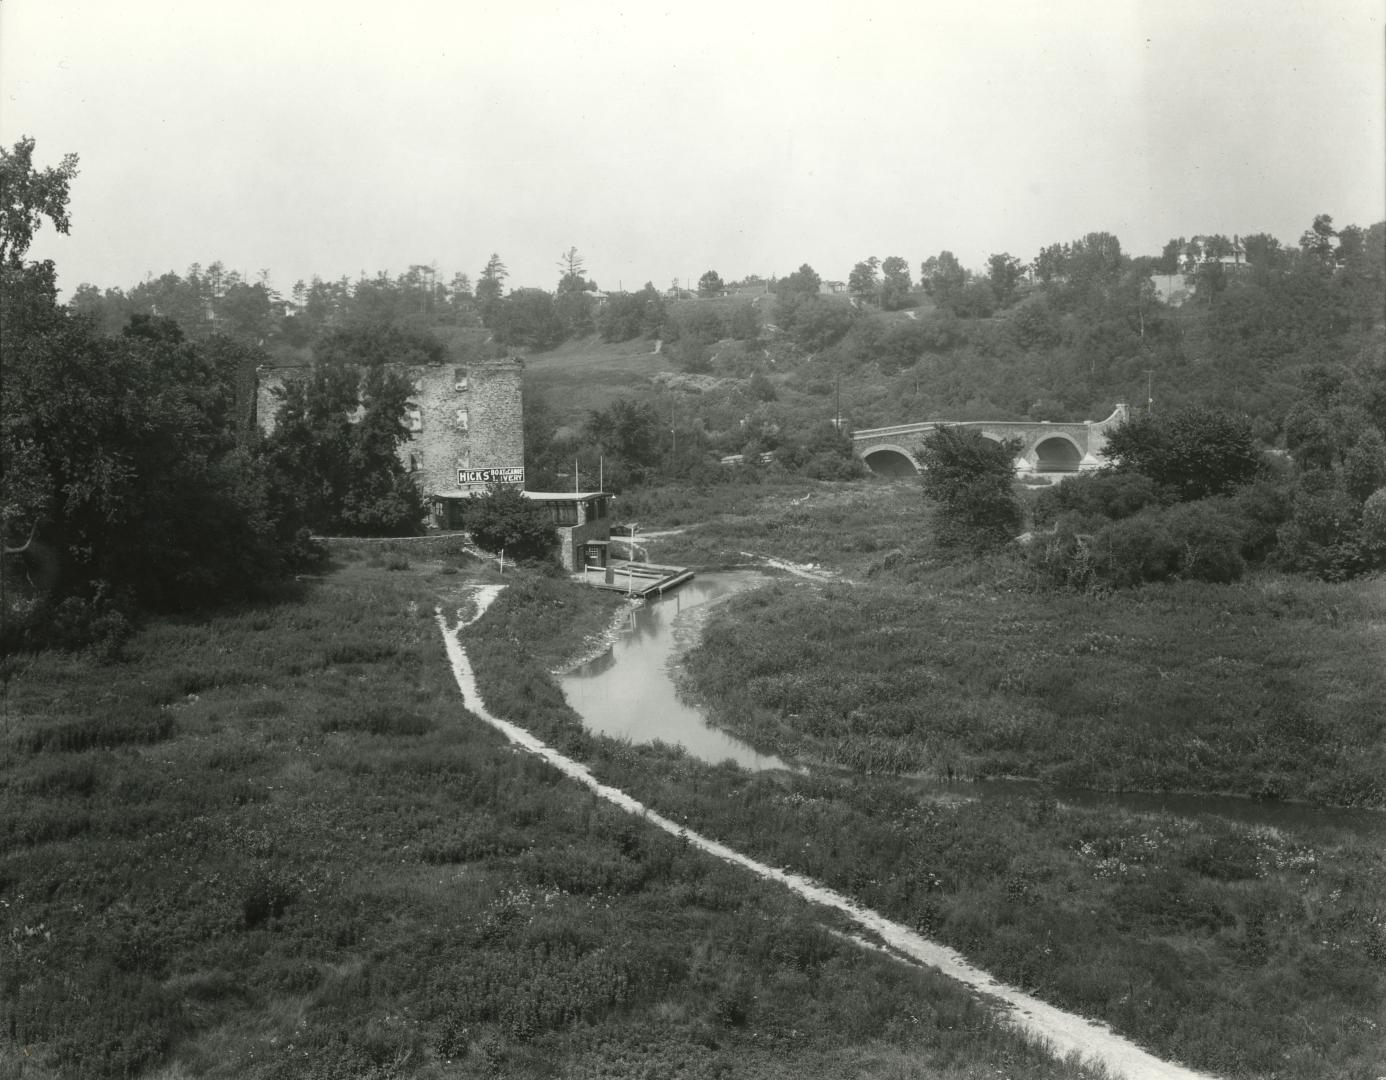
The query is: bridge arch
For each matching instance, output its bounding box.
[1034,435,1083,473]
[861,444,920,477]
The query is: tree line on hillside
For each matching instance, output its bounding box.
[61,195,1385,446]
[5,134,1384,649]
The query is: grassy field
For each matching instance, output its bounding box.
[621,477,1386,805]
[1,539,1109,1080]
[6,479,1382,1079]
[522,477,1386,1080]
[523,337,671,430]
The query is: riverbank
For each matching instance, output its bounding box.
[445,590,1213,1080]
[511,478,1386,1079]
[0,545,1112,1080]
[463,570,1384,1080]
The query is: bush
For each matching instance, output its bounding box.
[1031,498,1248,589]
[1092,514,1180,587]
[1032,469,1163,527]
[918,426,1023,549]
[1103,406,1261,500]
[1275,483,1367,580]
[1158,499,1247,583]
[1360,487,1386,563]
[466,486,557,562]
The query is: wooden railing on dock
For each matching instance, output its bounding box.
[577,559,694,597]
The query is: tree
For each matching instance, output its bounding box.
[3,147,305,622]
[880,256,912,310]
[773,263,822,298]
[584,398,663,484]
[597,283,664,342]
[476,253,508,326]
[492,288,565,350]
[1102,406,1260,501]
[920,251,966,300]
[314,322,445,368]
[848,257,880,304]
[3,295,296,614]
[1299,213,1338,265]
[1032,242,1070,285]
[1157,238,1184,275]
[986,253,1022,307]
[0,136,79,266]
[553,249,596,337]
[265,358,425,536]
[917,426,1023,549]
[697,270,725,298]
[729,302,760,341]
[557,246,586,283]
[465,485,556,561]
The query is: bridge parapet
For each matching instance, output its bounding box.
[853,405,1128,477]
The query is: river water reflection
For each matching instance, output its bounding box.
[558,571,1383,837]
[558,572,791,771]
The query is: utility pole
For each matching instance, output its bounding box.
[1145,370,1155,415]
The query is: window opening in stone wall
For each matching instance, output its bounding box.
[408,452,421,473]
[455,407,469,431]
[405,403,423,432]
[454,368,468,392]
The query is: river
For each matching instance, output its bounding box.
[557,570,1384,837]
[558,572,791,770]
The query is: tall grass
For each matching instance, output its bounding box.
[681,573,1386,806]
[1,545,1106,1080]
[464,477,1386,1080]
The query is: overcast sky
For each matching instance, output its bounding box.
[2,0,1382,298]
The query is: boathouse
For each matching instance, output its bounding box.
[520,491,613,571]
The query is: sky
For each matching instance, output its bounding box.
[2,0,1383,299]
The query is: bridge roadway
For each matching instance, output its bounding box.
[851,405,1129,477]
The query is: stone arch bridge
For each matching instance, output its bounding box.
[852,405,1129,478]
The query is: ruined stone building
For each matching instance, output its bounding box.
[255,357,526,526]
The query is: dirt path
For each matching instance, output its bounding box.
[436,588,1218,1080]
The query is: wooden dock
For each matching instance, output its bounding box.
[577,559,694,598]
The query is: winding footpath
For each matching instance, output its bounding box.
[436,587,1219,1080]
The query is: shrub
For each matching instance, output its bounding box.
[1231,477,1296,561]
[917,426,1023,549]
[1032,469,1163,527]
[466,486,557,562]
[1091,514,1180,586]
[1159,498,1248,583]
[1275,484,1366,580]
[1360,486,1386,563]
[1102,405,1261,500]
[1032,498,1247,588]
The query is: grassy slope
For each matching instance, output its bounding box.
[574,478,1386,1080]
[523,336,672,430]
[1,541,1104,1080]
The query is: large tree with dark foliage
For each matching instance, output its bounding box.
[917,426,1023,548]
[264,361,425,536]
[0,136,79,266]
[2,139,309,638]
[1101,406,1260,501]
[3,272,297,620]
[464,485,556,561]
